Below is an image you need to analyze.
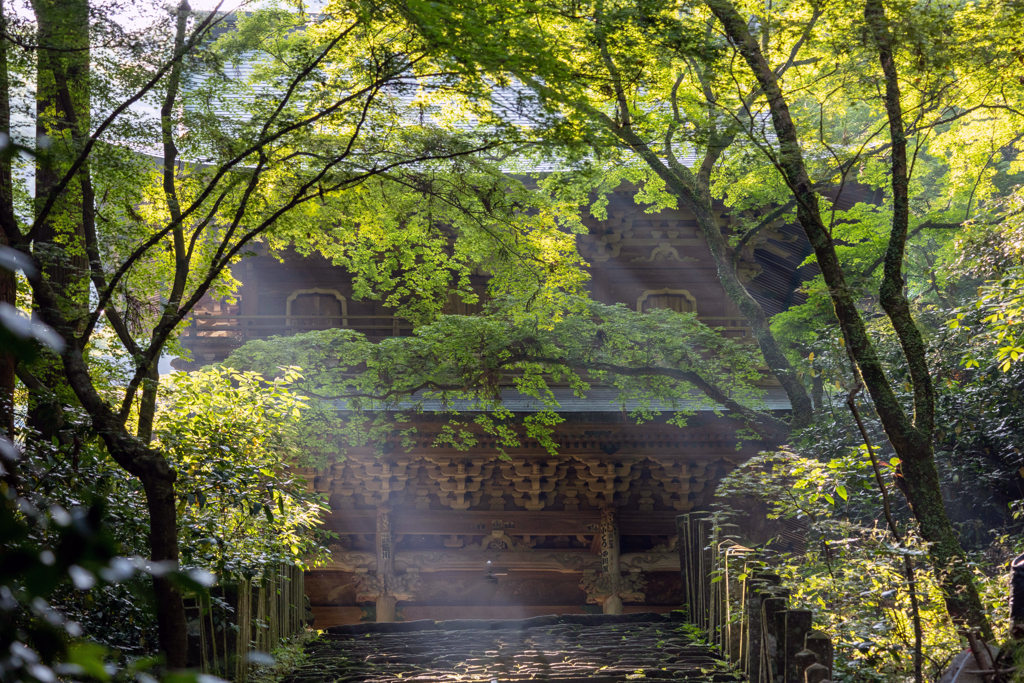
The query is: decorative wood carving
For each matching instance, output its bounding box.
[579,569,647,605]
[322,548,681,574]
[633,244,698,263]
[423,457,493,510]
[323,549,376,572]
[396,550,601,573]
[499,458,567,511]
[575,458,641,506]
[319,452,736,516]
[351,570,421,603]
[620,553,679,572]
[464,531,535,552]
[351,458,412,506]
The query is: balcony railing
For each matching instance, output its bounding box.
[179,313,754,347]
[179,313,415,345]
[697,316,754,340]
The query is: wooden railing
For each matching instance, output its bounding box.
[180,313,415,344]
[677,513,835,683]
[697,316,754,339]
[186,564,307,682]
[179,313,752,345]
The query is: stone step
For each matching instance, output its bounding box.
[284,612,738,682]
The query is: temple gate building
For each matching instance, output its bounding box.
[177,182,819,627]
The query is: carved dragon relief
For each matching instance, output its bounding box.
[620,553,680,572]
[324,549,377,572]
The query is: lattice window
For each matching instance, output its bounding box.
[443,290,484,316]
[637,289,697,314]
[286,288,347,328]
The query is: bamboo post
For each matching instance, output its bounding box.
[235,576,251,683]
[208,591,219,679]
[270,566,280,645]
[197,595,208,674]
[256,577,266,653]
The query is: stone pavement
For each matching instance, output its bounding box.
[285,612,741,683]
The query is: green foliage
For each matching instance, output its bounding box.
[13,439,157,656]
[0,450,219,683]
[0,492,119,683]
[717,451,1013,683]
[1,365,329,664]
[224,295,774,461]
[953,270,1024,372]
[776,297,1024,541]
[155,368,331,576]
[3,0,1024,670]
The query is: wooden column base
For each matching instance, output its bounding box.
[602,595,623,615]
[376,595,398,623]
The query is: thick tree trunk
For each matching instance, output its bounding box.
[141,468,189,669]
[55,345,190,667]
[31,0,90,305]
[27,0,90,441]
[0,0,14,439]
[703,0,991,637]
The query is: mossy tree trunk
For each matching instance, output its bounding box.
[703,0,990,637]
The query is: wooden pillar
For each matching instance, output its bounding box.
[779,609,813,683]
[804,630,833,679]
[600,505,622,615]
[239,259,258,342]
[375,506,397,622]
[761,596,787,683]
[240,260,257,315]
[1012,552,1024,639]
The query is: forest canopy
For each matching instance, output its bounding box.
[0,0,1022,680]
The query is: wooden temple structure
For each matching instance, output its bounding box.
[177,184,812,627]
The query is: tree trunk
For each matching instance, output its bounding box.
[25,0,191,664]
[137,361,160,443]
[606,123,815,429]
[898,440,989,629]
[141,467,189,670]
[27,0,90,441]
[30,0,90,306]
[0,0,14,439]
[60,348,190,667]
[582,20,815,429]
[683,191,815,429]
[702,0,991,637]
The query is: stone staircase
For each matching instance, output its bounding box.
[285,613,740,683]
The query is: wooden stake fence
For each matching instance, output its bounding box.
[189,564,306,682]
[677,513,835,683]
